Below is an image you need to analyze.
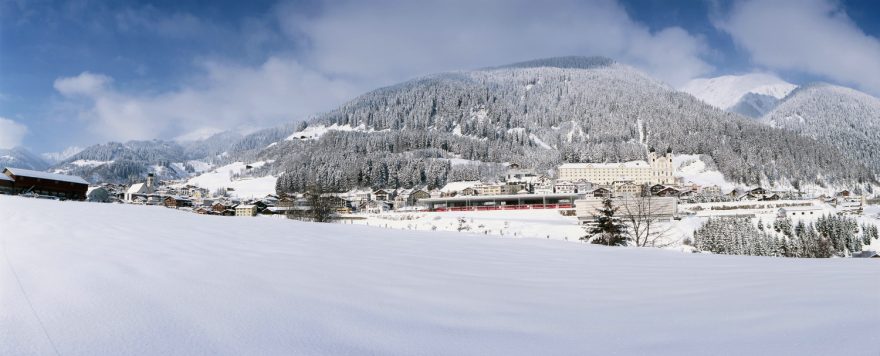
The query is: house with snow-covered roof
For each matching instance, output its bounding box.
[2,167,89,200]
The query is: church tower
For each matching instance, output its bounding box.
[649,147,674,185]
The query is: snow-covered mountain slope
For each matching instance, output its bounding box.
[49,126,296,184]
[270,56,874,193]
[680,73,797,117]
[0,147,50,171]
[51,140,198,183]
[2,196,878,355]
[40,146,83,165]
[182,161,276,198]
[764,83,880,174]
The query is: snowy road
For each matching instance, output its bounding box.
[1,196,878,355]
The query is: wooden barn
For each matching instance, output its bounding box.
[0,173,14,194]
[163,196,192,208]
[2,167,89,200]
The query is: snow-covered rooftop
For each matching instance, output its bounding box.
[559,161,649,169]
[126,183,145,194]
[440,181,481,193]
[0,173,12,182]
[3,167,89,185]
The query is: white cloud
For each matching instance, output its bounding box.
[55,57,358,141]
[281,0,711,87]
[53,72,113,96]
[0,117,28,149]
[717,0,880,95]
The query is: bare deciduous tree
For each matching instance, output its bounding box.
[619,192,672,247]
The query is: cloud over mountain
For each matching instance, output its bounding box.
[717,0,880,95]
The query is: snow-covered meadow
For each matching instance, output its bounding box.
[2,196,879,355]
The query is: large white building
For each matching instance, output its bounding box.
[558,149,675,185]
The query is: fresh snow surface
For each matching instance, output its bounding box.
[285,123,372,141]
[680,73,797,110]
[1,196,878,355]
[528,133,553,149]
[184,161,276,198]
[68,159,111,167]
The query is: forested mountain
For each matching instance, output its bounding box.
[28,57,880,191]
[49,125,299,184]
[0,147,50,171]
[272,56,876,193]
[763,84,880,176]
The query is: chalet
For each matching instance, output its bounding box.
[656,186,681,197]
[235,204,258,216]
[212,202,237,215]
[613,181,642,197]
[737,193,760,201]
[749,187,767,196]
[323,195,348,210]
[408,188,431,206]
[365,200,392,214]
[759,193,781,201]
[2,167,89,200]
[460,187,478,196]
[164,196,192,208]
[372,189,393,202]
[194,207,211,215]
[649,184,667,195]
[836,190,851,197]
[554,181,578,194]
[533,179,555,194]
[590,187,612,198]
[439,181,480,197]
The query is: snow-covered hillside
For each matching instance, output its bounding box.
[183,161,276,198]
[0,147,50,171]
[765,83,880,175]
[40,146,83,165]
[2,196,878,355]
[681,73,797,109]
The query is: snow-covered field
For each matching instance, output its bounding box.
[2,196,879,355]
[347,209,702,248]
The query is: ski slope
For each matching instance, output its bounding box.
[1,196,878,355]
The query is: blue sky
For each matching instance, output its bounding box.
[1,0,879,154]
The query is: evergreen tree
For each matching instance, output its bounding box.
[582,199,627,246]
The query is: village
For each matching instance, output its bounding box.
[0,148,872,227]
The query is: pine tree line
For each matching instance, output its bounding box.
[694,215,879,258]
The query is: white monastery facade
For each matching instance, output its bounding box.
[558,148,675,185]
